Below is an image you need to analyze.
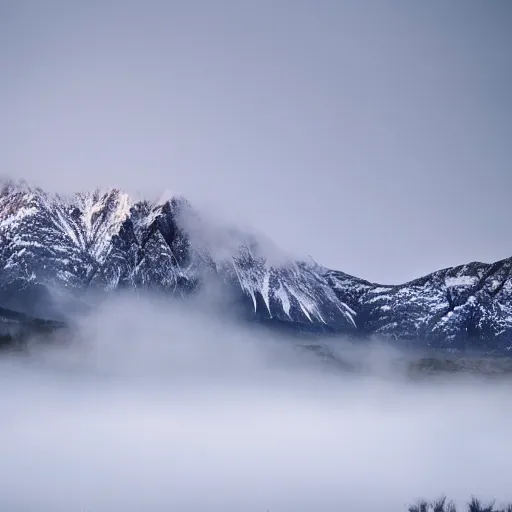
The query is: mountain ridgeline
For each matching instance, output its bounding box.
[1,181,511,352]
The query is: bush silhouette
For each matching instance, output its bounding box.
[408,496,512,512]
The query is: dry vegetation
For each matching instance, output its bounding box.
[408,497,512,512]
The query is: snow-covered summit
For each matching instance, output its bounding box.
[1,181,511,352]
[0,181,356,332]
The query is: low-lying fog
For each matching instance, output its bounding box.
[1,295,511,512]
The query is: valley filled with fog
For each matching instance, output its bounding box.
[2,2,511,510]
[1,294,511,512]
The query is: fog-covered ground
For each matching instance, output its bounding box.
[1,294,511,512]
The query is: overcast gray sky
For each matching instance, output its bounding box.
[1,0,511,283]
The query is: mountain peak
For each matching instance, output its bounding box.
[0,181,511,352]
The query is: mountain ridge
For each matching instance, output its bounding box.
[1,180,511,352]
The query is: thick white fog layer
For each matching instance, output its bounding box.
[1,295,511,512]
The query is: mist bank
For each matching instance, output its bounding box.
[1,295,511,512]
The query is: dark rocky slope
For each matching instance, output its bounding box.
[1,181,511,352]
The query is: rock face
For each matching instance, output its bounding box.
[1,181,511,352]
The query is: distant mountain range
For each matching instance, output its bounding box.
[1,180,511,352]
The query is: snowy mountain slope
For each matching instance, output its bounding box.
[326,259,512,351]
[0,181,356,332]
[1,181,511,351]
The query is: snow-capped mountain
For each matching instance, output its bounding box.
[0,181,356,332]
[1,181,511,352]
[326,260,512,352]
